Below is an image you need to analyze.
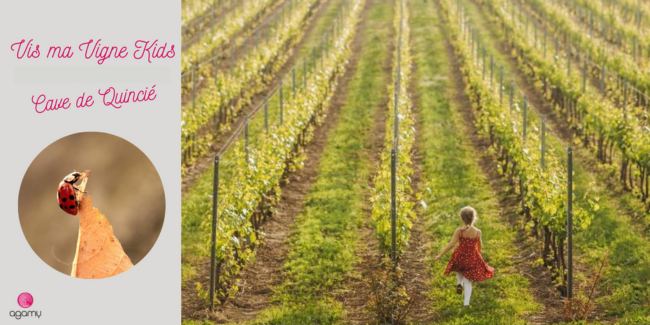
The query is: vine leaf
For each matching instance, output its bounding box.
[71,171,133,279]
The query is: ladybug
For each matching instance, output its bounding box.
[57,172,82,215]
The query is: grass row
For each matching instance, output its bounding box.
[246,0,394,323]
[411,0,541,323]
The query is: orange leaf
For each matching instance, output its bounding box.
[71,172,133,279]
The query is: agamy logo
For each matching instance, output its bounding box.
[17,293,32,308]
[9,293,41,320]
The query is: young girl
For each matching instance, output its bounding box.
[434,206,494,307]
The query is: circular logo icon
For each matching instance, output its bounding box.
[17,293,33,308]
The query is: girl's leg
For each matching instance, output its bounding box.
[463,277,473,306]
[456,273,464,285]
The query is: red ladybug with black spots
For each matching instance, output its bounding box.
[57,172,82,215]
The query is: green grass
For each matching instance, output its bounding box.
[181,0,356,287]
[248,0,394,323]
[411,0,540,323]
[571,152,650,318]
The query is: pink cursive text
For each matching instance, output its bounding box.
[32,94,71,113]
[78,39,128,65]
[11,39,40,59]
[97,85,157,109]
[133,40,175,63]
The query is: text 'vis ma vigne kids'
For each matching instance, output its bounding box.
[10,39,175,64]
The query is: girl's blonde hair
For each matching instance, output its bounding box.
[460,206,477,226]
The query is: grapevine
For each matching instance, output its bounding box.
[191,0,364,302]
[441,0,595,280]
[371,0,416,257]
[481,0,650,212]
[181,0,321,173]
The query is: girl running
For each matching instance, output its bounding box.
[434,206,494,307]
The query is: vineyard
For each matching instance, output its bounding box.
[180,0,650,324]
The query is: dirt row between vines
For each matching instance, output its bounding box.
[180,0,371,322]
[436,0,566,323]
[334,0,389,321]
[182,0,334,197]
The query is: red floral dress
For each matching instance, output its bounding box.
[444,229,494,282]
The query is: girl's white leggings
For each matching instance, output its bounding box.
[456,273,473,306]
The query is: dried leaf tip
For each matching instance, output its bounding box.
[71,170,133,279]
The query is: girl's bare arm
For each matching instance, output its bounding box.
[434,229,460,261]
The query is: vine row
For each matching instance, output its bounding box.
[483,0,650,212]
[441,0,596,286]
[194,0,363,303]
[371,0,416,258]
[181,0,321,173]
[181,0,279,74]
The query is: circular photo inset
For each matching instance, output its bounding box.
[18,132,165,279]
